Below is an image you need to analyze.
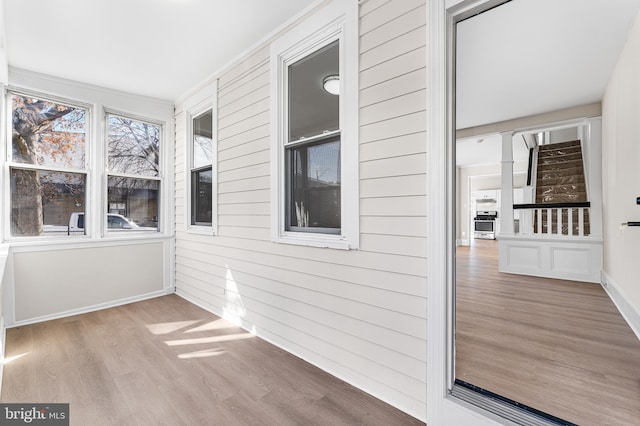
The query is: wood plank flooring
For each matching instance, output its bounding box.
[456,239,640,426]
[1,295,423,426]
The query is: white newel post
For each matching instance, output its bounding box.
[500,131,515,236]
[586,117,603,238]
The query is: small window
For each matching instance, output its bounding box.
[106,113,161,233]
[9,92,88,237]
[190,110,213,226]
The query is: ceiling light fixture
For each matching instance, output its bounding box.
[323,75,340,95]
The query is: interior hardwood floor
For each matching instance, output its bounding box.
[456,239,640,426]
[1,295,423,426]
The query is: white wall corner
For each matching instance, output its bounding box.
[0,0,8,85]
[0,244,11,395]
[601,270,640,341]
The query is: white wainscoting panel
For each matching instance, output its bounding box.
[499,235,602,283]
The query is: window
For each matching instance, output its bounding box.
[191,110,213,226]
[106,113,161,233]
[270,0,358,249]
[184,80,217,235]
[9,92,88,237]
[286,41,341,234]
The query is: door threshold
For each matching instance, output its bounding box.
[452,379,577,426]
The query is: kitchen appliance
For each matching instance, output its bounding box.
[474,210,498,240]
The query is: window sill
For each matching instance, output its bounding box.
[185,226,214,236]
[273,232,354,250]
[5,233,173,253]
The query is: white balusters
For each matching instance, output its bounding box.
[527,206,588,237]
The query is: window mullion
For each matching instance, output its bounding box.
[107,172,161,181]
[8,163,87,175]
[190,164,212,174]
[285,129,341,148]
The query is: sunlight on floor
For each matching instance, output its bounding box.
[184,318,233,333]
[164,332,254,346]
[177,348,226,359]
[146,320,201,335]
[3,352,29,364]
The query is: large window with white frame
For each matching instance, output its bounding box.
[270,0,358,249]
[8,91,89,237]
[287,41,341,234]
[106,112,161,233]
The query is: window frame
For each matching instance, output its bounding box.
[104,109,163,237]
[4,88,92,241]
[270,0,359,250]
[183,80,217,236]
[190,166,213,226]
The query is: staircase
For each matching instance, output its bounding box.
[534,140,590,235]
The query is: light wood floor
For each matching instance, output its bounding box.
[456,239,640,426]
[1,295,423,426]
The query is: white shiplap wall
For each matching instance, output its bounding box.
[174,0,427,420]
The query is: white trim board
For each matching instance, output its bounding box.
[601,271,640,341]
[427,0,528,424]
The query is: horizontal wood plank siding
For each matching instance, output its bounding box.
[174,1,426,421]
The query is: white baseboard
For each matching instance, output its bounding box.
[601,271,640,341]
[9,289,170,328]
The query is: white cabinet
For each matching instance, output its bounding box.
[475,190,498,201]
[474,190,500,210]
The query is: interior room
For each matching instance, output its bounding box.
[453,0,640,424]
[0,0,640,425]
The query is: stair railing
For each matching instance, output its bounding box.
[513,202,591,237]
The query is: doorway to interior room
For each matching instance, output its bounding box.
[450,1,640,425]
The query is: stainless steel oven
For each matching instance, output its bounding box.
[474,211,498,240]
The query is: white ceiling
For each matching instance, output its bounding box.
[2,0,318,101]
[4,0,640,126]
[456,0,640,167]
[456,133,530,168]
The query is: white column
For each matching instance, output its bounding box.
[586,118,603,237]
[500,131,515,236]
